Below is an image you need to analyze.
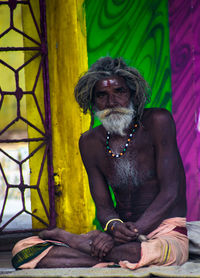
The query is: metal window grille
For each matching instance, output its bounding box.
[0,0,55,234]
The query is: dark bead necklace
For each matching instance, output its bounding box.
[106,122,138,158]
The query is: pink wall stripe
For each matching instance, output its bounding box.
[169,0,200,220]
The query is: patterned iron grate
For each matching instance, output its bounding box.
[0,0,55,234]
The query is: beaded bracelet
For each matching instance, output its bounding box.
[104,218,123,231]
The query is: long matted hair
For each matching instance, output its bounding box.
[74,57,151,122]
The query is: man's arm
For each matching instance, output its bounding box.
[79,133,118,226]
[134,109,186,235]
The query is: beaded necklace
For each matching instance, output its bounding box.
[106,122,138,158]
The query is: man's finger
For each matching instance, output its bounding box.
[93,241,108,258]
[114,236,128,244]
[114,223,137,238]
[114,233,132,242]
[103,244,112,255]
[98,242,108,259]
[113,228,136,241]
[91,235,104,251]
[91,236,105,257]
[125,222,139,234]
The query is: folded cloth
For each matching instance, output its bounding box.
[119,217,188,270]
[12,236,69,269]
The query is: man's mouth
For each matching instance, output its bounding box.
[95,105,135,120]
[105,111,123,117]
[103,107,133,118]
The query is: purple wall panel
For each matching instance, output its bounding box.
[169,0,200,220]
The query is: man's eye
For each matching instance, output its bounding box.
[115,88,125,94]
[96,92,106,98]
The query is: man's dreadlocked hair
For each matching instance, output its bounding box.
[74,57,151,122]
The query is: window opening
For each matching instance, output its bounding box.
[0,0,55,234]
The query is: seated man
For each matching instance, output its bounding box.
[12,57,188,269]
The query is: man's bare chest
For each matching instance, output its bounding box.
[97,128,156,189]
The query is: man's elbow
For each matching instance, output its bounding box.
[163,188,179,205]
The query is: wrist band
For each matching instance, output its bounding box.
[104,218,123,231]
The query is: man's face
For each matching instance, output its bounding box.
[93,76,135,136]
[93,76,131,110]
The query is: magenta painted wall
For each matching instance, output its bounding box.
[169,0,200,220]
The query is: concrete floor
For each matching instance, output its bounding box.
[0,251,15,275]
[1,251,200,278]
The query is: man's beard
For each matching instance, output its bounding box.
[95,103,136,136]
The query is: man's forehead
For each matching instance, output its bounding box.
[94,76,127,90]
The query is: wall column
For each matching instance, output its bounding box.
[169,0,200,220]
[45,0,95,233]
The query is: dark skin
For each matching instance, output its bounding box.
[37,76,186,268]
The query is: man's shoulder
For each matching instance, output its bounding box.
[79,126,104,163]
[143,107,172,118]
[142,108,176,142]
[79,125,103,149]
[142,108,174,126]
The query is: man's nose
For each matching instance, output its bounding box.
[107,94,117,108]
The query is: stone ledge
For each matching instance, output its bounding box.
[2,263,200,278]
[0,267,152,278]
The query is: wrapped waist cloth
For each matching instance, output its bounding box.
[119,217,188,270]
[12,236,69,269]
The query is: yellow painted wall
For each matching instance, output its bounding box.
[45,0,95,233]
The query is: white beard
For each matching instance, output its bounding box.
[95,103,136,136]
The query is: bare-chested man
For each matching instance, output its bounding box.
[12,57,188,269]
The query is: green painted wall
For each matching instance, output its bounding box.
[85,0,172,113]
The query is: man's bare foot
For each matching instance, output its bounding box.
[39,228,101,254]
[39,228,63,241]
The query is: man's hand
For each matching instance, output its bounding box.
[90,232,114,260]
[110,221,139,243]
